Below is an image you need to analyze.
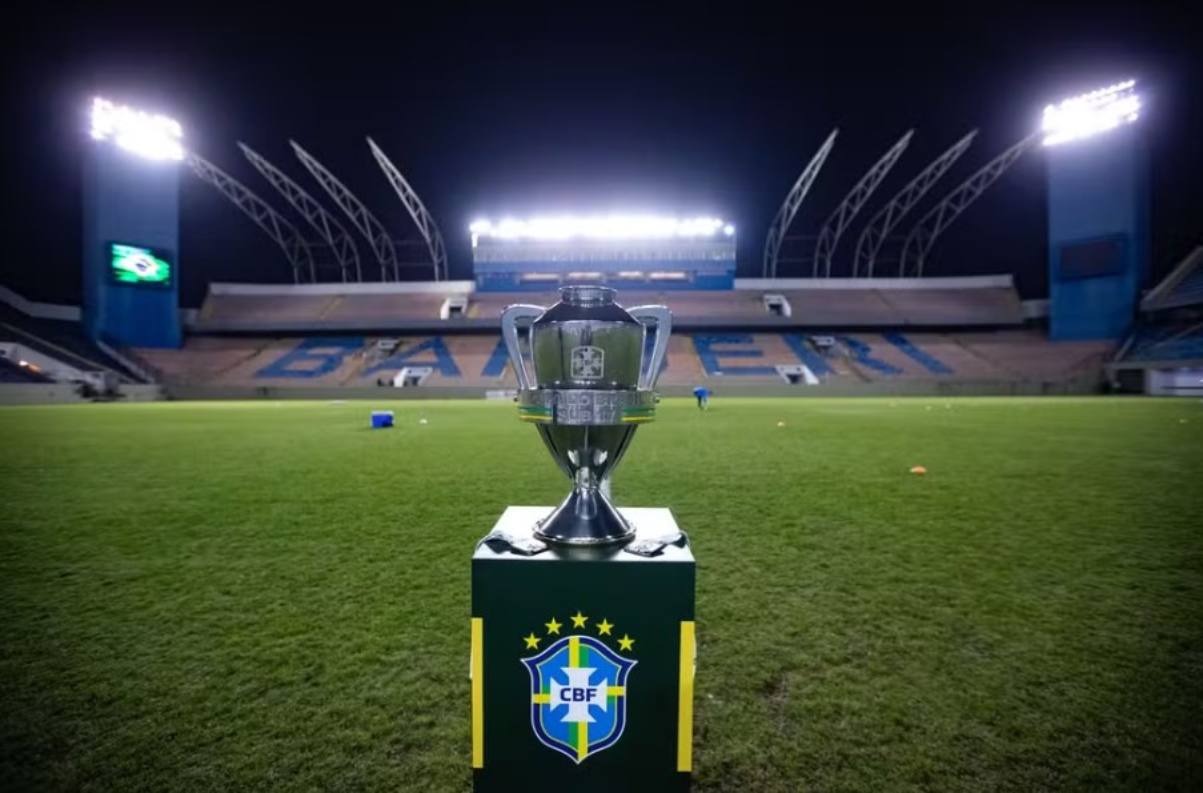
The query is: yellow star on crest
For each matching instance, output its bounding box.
[523,632,541,650]
[596,619,614,636]
[570,611,588,629]
[545,617,562,635]
[618,634,635,652]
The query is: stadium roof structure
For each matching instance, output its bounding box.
[239,143,362,282]
[899,134,1039,277]
[186,153,316,282]
[853,130,977,278]
[290,140,400,282]
[88,81,1153,286]
[189,136,447,284]
[367,137,448,282]
[764,126,1038,280]
[812,130,913,278]
[1141,246,1203,312]
[762,129,838,278]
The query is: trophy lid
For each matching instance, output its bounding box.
[535,285,635,323]
[560,285,614,306]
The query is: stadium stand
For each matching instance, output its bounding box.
[136,336,281,384]
[636,291,768,319]
[440,336,512,386]
[1175,269,1203,305]
[1120,323,1203,363]
[874,287,1023,325]
[139,329,1110,391]
[465,292,545,320]
[952,330,1112,379]
[0,304,141,384]
[1140,246,1203,312]
[192,278,1024,332]
[1106,245,1203,394]
[215,337,365,387]
[777,289,899,325]
[199,293,336,324]
[1,273,1117,398]
[0,356,53,383]
[882,334,989,377]
[320,293,448,323]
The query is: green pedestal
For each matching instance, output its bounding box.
[471,507,696,792]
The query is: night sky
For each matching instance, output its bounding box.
[3,3,1199,306]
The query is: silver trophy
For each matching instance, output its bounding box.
[501,286,671,546]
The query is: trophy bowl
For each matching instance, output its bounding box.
[501,286,671,546]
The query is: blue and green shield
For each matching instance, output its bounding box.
[521,634,636,764]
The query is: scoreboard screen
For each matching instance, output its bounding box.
[1058,235,1127,281]
[109,243,173,287]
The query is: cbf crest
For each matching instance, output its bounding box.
[520,612,637,764]
[570,345,605,381]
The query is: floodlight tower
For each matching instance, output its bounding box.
[83,97,184,347]
[1042,80,1147,339]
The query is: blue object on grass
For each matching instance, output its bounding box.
[371,410,394,429]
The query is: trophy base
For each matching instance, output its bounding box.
[533,486,635,546]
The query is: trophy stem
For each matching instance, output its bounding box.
[534,469,635,546]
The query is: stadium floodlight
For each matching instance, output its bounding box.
[469,215,731,246]
[90,97,184,161]
[1041,79,1140,146]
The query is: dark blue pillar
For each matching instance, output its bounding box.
[1046,124,1148,340]
[82,143,181,347]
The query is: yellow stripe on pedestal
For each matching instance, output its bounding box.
[677,620,696,772]
[471,617,484,768]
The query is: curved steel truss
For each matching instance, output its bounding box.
[239,143,361,282]
[853,130,977,277]
[762,129,838,278]
[899,133,1038,277]
[290,140,399,281]
[366,137,447,281]
[185,153,314,282]
[813,130,913,278]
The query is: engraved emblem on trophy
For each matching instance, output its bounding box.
[570,346,605,381]
[500,286,671,546]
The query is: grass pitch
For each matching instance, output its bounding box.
[1,397,1201,792]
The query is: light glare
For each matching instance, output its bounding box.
[90,97,184,161]
[469,215,733,242]
[1041,79,1141,147]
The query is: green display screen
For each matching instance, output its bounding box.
[109,243,173,287]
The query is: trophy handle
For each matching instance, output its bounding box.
[628,305,672,391]
[500,304,544,390]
